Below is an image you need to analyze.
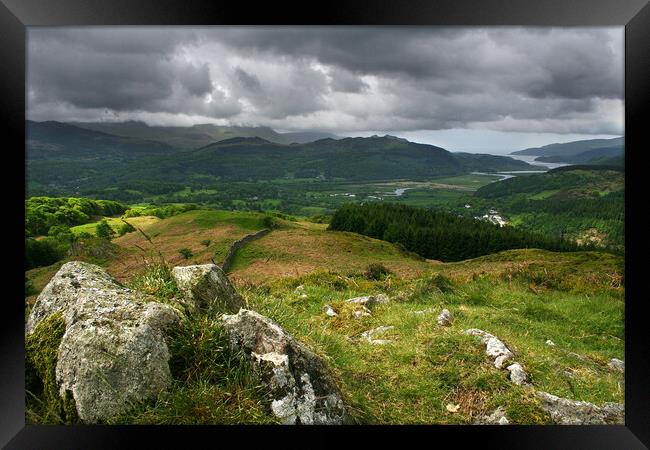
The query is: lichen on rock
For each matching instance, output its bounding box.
[221,309,347,424]
[171,264,244,315]
[25,261,181,424]
[535,391,624,425]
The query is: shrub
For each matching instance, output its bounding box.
[179,248,193,259]
[201,239,212,247]
[117,221,136,237]
[25,237,68,270]
[309,214,331,224]
[95,219,115,240]
[364,263,393,281]
[261,216,275,229]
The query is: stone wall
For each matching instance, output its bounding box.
[220,228,271,273]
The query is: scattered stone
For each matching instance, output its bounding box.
[567,351,589,362]
[295,285,305,293]
[465,329,514,368]
[608,358,625,373]
[299,293,308,300]
[323,305,338,317]
[506,363,528,386]
[474,406,509,425]
[360,326,395,345]
[535,391,624,425]
[345,294,389,309]
[171,264,244,314]
[221,309,346,424]
[437,309,453,326]
[353,305,372,318]
[545,340,556,346]
[494,354,512,369]
[27,261,181,424]
[446,403,460,413]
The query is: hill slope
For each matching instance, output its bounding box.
[535,146,624,165]
[474,167,624,249]
[69,120,293,148]
[510,137,624,158]
[25,207,625,425]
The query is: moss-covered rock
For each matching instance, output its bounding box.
[26,261,181,424]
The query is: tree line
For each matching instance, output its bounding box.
[328,203,585,262]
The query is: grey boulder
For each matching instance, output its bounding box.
[465,329,514,369]
[608,358,625,373]
[171,264,244,314]
[26,261,180,424]
[535,391,624,425]
[474,406,509,425]
[437,309,454,326]
[221,309,346,424]
[345,294,389,309]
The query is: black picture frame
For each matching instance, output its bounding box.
[2,0,648,448]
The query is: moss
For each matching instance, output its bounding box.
[25,312,79,424]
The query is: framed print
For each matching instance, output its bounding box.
[2,0,649,447]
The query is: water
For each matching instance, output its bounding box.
[508,154,571,170]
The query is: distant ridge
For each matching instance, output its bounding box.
[510,137,624,157]
[69,121,339,148]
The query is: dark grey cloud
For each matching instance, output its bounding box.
[27,26,623,136]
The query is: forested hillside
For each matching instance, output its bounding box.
[474,167,624,249]
[328,203,582,262]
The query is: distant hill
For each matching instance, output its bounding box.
[280,131,341,144]
[27,120,174,159]
[452,152,537,172]
[535,146,624,165]
[510,137,624,157]
[69,121,339,148]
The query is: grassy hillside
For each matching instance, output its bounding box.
[242,248,623,424]
[24,206,625,424]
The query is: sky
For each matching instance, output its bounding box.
[27,26,624,154]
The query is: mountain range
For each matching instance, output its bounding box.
[68,120,340,148]
[26,121,536,197]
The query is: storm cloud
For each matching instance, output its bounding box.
[27,26,623,141]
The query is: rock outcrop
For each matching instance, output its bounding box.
[323,305,338,317]
[221,309,347,424]
[437,309,453,326]
[171,264,244,314]
[535,391,624,425]
[360,326,395,345]
[474,406,509,425]
[26,261,180,423]
[345,294,389,309]
[608,358,625,373]
[465,329,514,369]
[465,328,531,387]
[506,363,528,385]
